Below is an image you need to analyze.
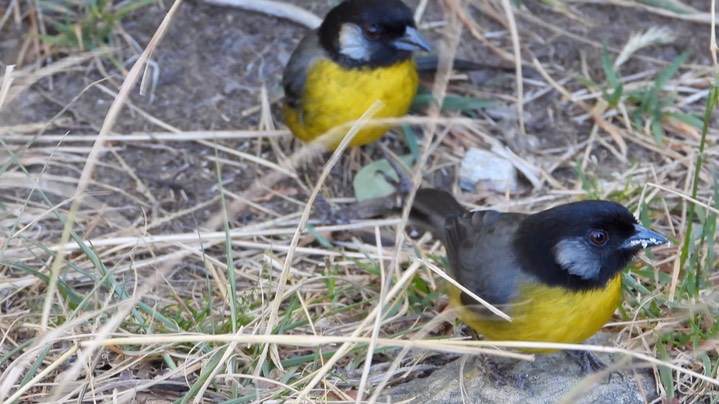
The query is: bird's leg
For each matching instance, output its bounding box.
[565,349,620,382]
[377,143,414,195]
[459,325,530,389]
[477,355,530,389]
[565,349,606,374]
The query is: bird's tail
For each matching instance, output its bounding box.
[410,189,466,243]
[414,56,513,73]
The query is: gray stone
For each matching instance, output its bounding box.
[381,334,657,403]
[460,148,519,193]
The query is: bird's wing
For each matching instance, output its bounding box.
[444,210,527,307]
[282,30,327,109]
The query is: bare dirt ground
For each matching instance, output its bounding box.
[1,0,718,402]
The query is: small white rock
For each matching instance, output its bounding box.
[460,148,518,193]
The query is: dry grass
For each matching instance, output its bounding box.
[0,0,718,402]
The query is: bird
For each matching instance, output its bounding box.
[281,0,431,150]
[410,188,668,353]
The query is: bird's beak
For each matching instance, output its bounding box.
[621,224,669,250]
[392,27,432,52]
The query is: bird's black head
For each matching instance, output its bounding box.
[318,0,431,68]
[513,200,668,291]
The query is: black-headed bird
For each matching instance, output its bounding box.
[410,188,668,353]
[282,0,430,150]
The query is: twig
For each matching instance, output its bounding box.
[500,0,525,135]
[202,0,322,29]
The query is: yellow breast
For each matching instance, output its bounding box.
[449,274,622,353]
[282,59,419,150]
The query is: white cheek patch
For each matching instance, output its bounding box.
[552,237,602,280]
[338,23,371,61]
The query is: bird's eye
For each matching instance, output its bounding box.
[363,24,381,40]
[588,230,609,246]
